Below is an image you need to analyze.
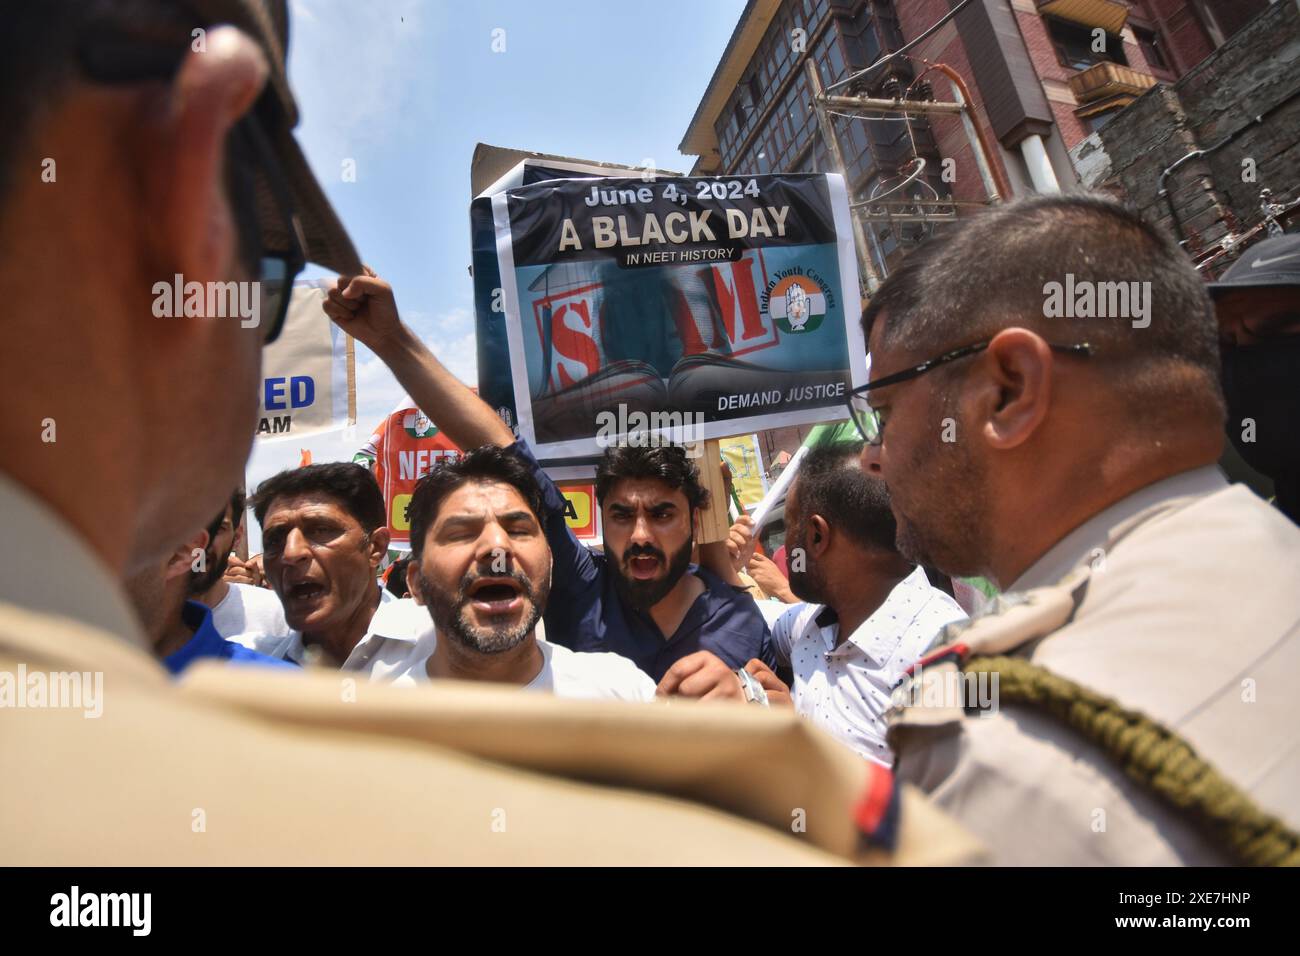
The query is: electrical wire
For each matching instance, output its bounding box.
[825,0,975,94]
[827,109,914,122]
[850,157,928,207]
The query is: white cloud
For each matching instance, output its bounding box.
[405,305,479,383]
[351,304,481,429]
[287,0,432,176]
[352,347,406,429]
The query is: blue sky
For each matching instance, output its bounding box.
[285,0,747,426]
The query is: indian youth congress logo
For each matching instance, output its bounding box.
[766,269,833,334]
[404,410,438,439]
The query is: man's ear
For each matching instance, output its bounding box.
[166,529,210,582]
[406,561,425,606]
[978,327,1054,451]
[145,26,269,284]
[808,515,831,558]
[368,527,392,568]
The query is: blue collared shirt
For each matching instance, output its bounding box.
[164,601,299,676]
[511,441,775,682]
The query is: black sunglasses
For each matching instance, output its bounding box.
[77,28,305,343]
[846,339,1094,446]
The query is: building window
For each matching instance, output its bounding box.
[1191,0,1270,48]
[1133,26,1169,72]
[1045,17,1127,71]
[1083,109,1120,133]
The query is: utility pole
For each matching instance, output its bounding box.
[807,58,1010,294]
[806,59,882,295]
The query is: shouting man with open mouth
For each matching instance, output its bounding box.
[362,445,659,700]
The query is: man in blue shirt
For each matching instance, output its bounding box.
[164,600,296,676]
[125,510,294,676]
[323,271,782,691]
[514,439,776,681]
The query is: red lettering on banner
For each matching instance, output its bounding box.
[713,259,767,346]
[550,300,601,389]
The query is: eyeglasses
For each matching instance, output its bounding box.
[846,339,1094,446]
[228,114,307,343]
[77,27,304,343]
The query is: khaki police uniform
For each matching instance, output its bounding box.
[888,466,1300,865]
[0,474,981,865]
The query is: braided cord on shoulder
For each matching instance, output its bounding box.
[965,654,1300,867]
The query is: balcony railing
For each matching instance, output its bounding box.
[1036,0,1130,36]
[1067,60,1156,104]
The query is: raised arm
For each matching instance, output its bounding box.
[322,269,515,450]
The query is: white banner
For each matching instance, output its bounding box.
[255,281,354,440]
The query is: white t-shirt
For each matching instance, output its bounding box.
[361,625,657,702]
[208,583,298,660]
[527,640,657,701]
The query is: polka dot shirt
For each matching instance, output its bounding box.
[771,568,968,765]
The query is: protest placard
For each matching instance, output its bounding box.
[354,400,464,549]
[490,173,867,460]
[471,152,678,439]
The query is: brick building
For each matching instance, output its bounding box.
[899,0,1270,200]
[681,0,1271,231]
[680,1,1277,475]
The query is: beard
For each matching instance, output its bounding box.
[188,541,232,596]
[426,568,550,655]
[785,523,829,605]
[890,404,990,578]
[609,532,694,612]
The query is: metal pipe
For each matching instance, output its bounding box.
[1157,89,1300,243]
[1156,148,1208,244]
[913,61,1011,202]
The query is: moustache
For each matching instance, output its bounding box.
[622,544,666,567]
[456,568,535,603]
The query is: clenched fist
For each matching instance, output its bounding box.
[224,553,266,588]
[322,266,407,356]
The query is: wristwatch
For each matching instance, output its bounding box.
[735,667,770,707]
